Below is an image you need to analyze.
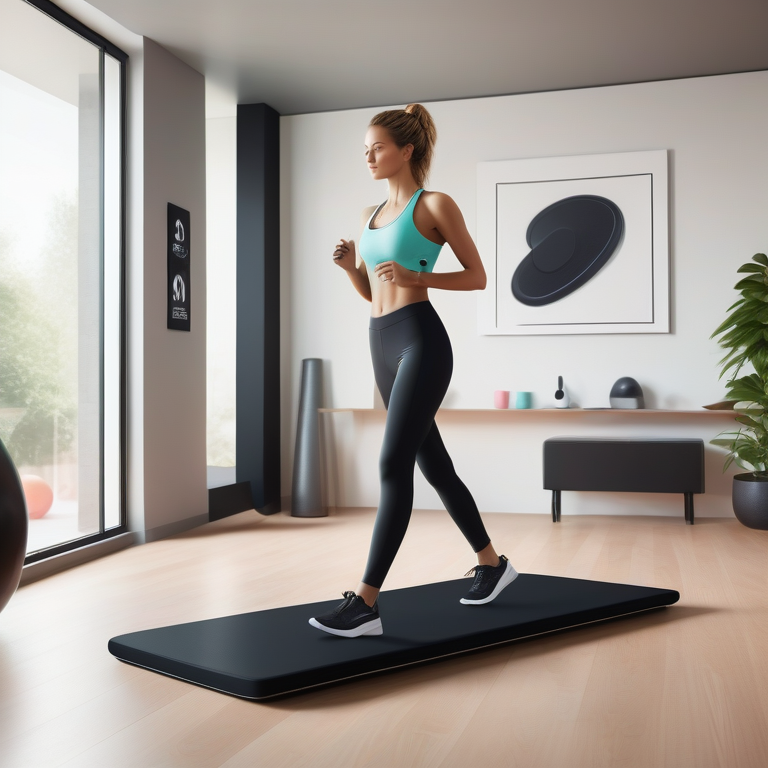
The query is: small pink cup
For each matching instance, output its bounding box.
[493,390,510,409]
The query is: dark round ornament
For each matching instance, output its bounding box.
[610,377,644,399]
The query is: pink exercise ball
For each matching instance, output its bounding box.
[21,475,53,519]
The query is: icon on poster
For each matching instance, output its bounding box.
[173,274,185,302]
[175,219,185,242]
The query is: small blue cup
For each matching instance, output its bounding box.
[515,391,533,409]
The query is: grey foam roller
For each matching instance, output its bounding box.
[291,359,326,517]
[0,437,28,614]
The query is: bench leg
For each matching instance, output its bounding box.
[552,490,561,523]
[684,492,694,525]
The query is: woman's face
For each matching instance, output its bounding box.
[364,125,412,181]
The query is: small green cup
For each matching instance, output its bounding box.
[515,391,532,409]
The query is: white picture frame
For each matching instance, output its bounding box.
[477,150,669,335]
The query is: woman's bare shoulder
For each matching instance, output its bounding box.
[419,191,461,218]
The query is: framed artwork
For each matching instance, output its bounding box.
[477,150,669,335]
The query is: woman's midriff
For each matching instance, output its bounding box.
[369,281,430,318]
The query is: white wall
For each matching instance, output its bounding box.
[281,71,768,519]
[137,39,208,540]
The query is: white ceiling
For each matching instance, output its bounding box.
[86,0,768,116]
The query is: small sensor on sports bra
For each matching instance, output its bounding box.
[419,259,428,267]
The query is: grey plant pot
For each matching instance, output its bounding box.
[732,473,768,530]
[0,436,28,615]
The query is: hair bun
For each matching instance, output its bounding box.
[404,104,436,145]
[405,103,425,122]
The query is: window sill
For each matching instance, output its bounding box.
[19,532,137,587]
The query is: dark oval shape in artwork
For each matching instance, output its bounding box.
[511,195,624,306]
[531,227,576,273]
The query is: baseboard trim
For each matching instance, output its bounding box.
[137,513,211,545]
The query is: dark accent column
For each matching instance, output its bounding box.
[236,104,281,515]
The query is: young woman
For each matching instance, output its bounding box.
[309,104,517,638]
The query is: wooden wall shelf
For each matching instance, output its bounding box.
[318,408,735,417]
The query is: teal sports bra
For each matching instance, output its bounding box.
[359,189,443,274]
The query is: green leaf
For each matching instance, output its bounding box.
[727,380,765,402]
[733,456,752,471]
[734,276,764,292]
[734,406,766,417]
[720,327,759,350]
[753,253,768,267]
[738,263,766,274]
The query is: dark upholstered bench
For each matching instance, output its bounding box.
[543,437,705,524]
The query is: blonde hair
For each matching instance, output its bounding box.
[369,104,437,188]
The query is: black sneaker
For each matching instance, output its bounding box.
[308,591,383,637]
[460,554,518,605]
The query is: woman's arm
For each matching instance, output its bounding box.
[332,206,376,302]
[372,192,487,291]
[333,239,372,302]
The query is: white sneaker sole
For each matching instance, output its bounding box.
[460,561,519,605]
[308,617,383,638]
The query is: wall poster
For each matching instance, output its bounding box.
[477,150,669,335]
[167,203,190,331]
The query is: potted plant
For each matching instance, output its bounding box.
[711,252,768,529]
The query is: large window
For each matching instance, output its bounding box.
[0,0,126,561]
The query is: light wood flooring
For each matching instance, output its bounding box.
[2,508,768,767]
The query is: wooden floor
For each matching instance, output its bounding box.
[2,508,768,767]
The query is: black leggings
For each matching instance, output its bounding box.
[362,301,491,589]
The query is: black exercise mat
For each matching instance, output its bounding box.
[108,574,678,700]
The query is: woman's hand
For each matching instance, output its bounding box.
[373,261,420,288]
[335,237,372,302]
[332,239,357,271]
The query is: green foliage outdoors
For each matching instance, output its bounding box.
[711,252,768,476]
[0,198,78,466]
